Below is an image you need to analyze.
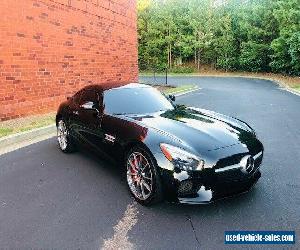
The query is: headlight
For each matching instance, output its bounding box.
[160,143,205,171]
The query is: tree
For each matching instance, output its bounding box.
[137,0,300,76]
[270,0,300,75]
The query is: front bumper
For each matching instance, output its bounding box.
[177,170,261,204]
[159,151,263,204]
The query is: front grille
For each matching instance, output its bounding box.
[215,153,245,169]
[215,151,263,173]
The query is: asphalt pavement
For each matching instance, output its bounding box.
[0,76,299,249]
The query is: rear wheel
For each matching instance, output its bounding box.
[126,146,163,205]
[57,119,76,153]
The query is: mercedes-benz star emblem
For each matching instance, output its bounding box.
[240,155,255,174]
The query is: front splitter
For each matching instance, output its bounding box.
[178,171,261,204]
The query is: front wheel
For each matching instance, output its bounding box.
[126,147,163,205]
[57,119,76,153]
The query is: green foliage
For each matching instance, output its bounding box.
[138,0,300,76]
[239,42,271,72]
[269,0,300,74]
[270,37,291,73]
[0,128,13,138]
[170,66,195,74]
[289,32,300,74]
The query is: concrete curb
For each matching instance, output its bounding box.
[284,88,300,97]
[271,79,300,97]
[0,124,56,156]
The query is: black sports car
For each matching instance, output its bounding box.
[56,83,264,205]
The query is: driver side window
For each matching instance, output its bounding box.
[72,90,83,104]
[79,89,97,107]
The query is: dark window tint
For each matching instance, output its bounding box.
[79,89,96,106]
[73,90,82,104]
[104,87,174,115]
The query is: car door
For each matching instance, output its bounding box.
[68,89,83,142]
[97,90,134,162]
[75,88,104,150]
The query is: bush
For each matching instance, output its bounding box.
[170,66,195,74]
[216,57,239,71]
[289,32,300,75]
[270,37,291,74]
[239,42,271,72]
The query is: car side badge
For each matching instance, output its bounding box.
[104,134,116,143]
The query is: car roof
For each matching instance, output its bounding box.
[107,83,151,90]
[82,83,151,92]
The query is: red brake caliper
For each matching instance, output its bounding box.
[130,157,138,182]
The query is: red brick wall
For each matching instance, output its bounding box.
[0,0,138,121]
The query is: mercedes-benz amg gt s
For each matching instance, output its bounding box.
[56,83,264,205]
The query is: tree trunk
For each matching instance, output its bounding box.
[168,23,172,69]
[167,24,171,69]
[167,47,170,69]
[225,52,228,72]
[169,44,172,68]
[197,49,200,71]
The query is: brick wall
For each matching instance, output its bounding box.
[0,0,138,121]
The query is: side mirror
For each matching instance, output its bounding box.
[168,94,176,102]
[81,102,101,117]
[92,102,100,111]
[81,102,94,110]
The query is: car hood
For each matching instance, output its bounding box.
[127,106,255,152]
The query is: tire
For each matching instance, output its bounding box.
[57,118,76,153]
[125,146,163,205]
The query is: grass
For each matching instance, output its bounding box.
[152,84,198,95]
[292,84,300,91]
[0,128,14,137]
[162,84,198,95]
[140,71,196,77]
[18,116,55,132]
[0,113,55,138]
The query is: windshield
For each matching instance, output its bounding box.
[104,86,174,115]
